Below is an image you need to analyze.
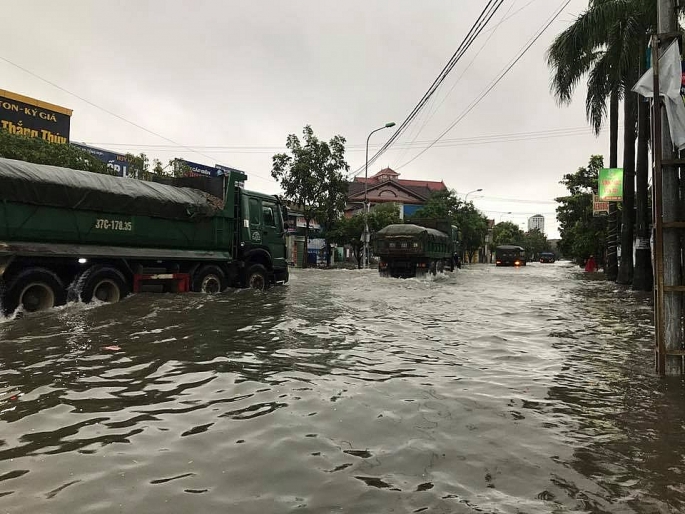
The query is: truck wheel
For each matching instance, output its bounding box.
[192,265,226,294]
[4,267,66,314]
[77,266,130,304]
[245,264,269,290]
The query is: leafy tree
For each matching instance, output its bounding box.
[329,215,365,268]
[457,205,489,262]
[369,203,402,232]
[272,125,349,268]
[0,130,113,174]
[522,229,551,260]
[329,203,401,269]
[555,155,608,264]
[413,189,461,219]
[1,131,204,185]
[547,0,658,285]
[491,221,525,250]
[413,189,489,261]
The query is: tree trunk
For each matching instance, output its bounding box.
[606,89,620,281]
[617,77,637,285]
[633,45,653,291]
[325,242,332,267]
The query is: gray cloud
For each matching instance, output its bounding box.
[2,0,605,238]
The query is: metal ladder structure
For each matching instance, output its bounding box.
[650,32,685,375]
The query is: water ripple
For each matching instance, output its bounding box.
[0,264,676,513]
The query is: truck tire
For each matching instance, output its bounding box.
[76,266,130,304]
[192,265,226,294]
[245,264,269,290]
[4,267,66,314]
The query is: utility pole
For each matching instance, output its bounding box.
[654,0,682,374]
[363,122,395,269]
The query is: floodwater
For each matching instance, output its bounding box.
[0,262,681,513]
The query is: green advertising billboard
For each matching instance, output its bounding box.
[598,168,623,202]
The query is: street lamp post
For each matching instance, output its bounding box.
[499,211,512,223]
[363,121,396,268]
[464,188,483,203]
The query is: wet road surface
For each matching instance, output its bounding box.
[0,262,681,513]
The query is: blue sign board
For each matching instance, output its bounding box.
[178,159,221,178]
[71,142,133,177]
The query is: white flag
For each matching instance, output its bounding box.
[633,41,685,150]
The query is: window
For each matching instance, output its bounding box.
[263,205,276,227]
[249,198,261,226]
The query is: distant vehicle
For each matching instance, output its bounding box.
[539,252,556,263]
[495,245,526,266]
[373,218,460,278]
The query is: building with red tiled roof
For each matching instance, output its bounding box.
[346,167,447,218]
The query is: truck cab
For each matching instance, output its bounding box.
[238,189,289,288]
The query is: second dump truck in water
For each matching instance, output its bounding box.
[0,157,288,314]
[373,219,460,278]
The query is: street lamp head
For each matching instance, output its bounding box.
[476,188,483,192]
[385,122,396,128]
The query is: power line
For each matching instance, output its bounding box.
[78,126,597,158]
[350,0,506,177]
[80,125,590,151]
[356,0,504,175]
[392,0,521,167]
[0,56,279,184]
[0,55,274,182]
[478,196,558,204]
[396,0,572,170]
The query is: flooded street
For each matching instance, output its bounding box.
[0,262,681,513]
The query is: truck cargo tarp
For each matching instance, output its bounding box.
[0,158,222,220]
[377,224,448,241]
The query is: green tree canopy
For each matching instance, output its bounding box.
[555,155,607,263]
[272,125,349,267]
[0,131,113,174]
[522,228,551,260]
[329,203,401,268]
[492,221,525,249]
[413,189,489,260]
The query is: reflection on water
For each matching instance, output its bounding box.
[0,263,679,513]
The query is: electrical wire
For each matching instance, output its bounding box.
[0,55,278,183]
[349,0,506,177]
[392,0,521,167]
[396,0,572,170]
[80,126,595,155]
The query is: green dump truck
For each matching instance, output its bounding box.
[0,157,288,314]
[373,218,460,278]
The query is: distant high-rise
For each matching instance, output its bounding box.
[528,214,545,234]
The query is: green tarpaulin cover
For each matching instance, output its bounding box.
[376,224,449,241]
[0,158,222,220]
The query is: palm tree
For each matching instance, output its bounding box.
[546,0,656,286]
[633,43,653,290]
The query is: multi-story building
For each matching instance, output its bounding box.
[346,167,447,219]
[528,214,545,234]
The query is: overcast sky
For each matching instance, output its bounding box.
[3,0,611,239]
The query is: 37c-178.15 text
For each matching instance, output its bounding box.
[94,219,133,231]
